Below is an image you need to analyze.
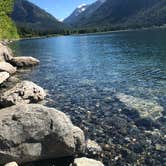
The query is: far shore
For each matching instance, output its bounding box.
[5,24,166,43]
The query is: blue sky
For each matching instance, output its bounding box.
[29,0,96,21]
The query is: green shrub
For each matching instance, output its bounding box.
[0,0,19,39]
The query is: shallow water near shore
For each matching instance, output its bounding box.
[11,29,166,166]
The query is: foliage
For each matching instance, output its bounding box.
[0,0,19,39]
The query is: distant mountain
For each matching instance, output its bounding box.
[64,0,166,30]
[124,0,166,28]
[64,4,89,26]
[64,0,106,27]
[11,0,66,37]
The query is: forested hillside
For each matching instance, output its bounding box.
[11,0,67,37]
[0,0,19,39]
[64,0,166,31]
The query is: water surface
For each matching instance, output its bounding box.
[11,29,166,166]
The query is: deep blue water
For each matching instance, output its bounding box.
[11,29,166,166]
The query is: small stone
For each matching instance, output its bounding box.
[86,139,102,155]
[71,157,104,166]
[132,138,137,142]
[124,137,131,142]
[115,156,119,161]
[155,144,166,152]
[4,162,18,166]
[96,103,100,108]
[104,96,112,103]
[103,144,111,151]
[86,111,91,119]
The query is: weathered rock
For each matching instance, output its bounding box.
[71,157,104,166]
[0,104,85,164]
[85,139,102,156]
[116,93,164,120]
[10,57,40,67]
[1,40,13,46]
[0,43,13,62]
[0,62,16,74]
[0,72,10,84]
[7,76,20,84]
[0,81,46,108]
[4,162,18,166]
[73,126,86,153]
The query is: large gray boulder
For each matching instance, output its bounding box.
[71,157,104,166]
[0,104,85,164]
[0,72,10,84]
[0,43,13,62]
[0,81,46,108]
[10,57,40,67]
[0,62,16,74]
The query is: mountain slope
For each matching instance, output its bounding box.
[124,0,166,28]
[64,0,106,27]
[11,0,66,37]
[64,4,89,26]
[64,0,166,30]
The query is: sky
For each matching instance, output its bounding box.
[29,0,96,21]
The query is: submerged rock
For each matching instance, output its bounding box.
[116,93,164,120]
[4,162,18,166]
[0,43,13,62]
[71,157,104,166]
[0,104,85,164]
[0,81,46,108]
[10,57,40,67]
[0,72,9,84]
[0,62,16,74]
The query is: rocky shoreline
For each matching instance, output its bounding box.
[0,41,104,166]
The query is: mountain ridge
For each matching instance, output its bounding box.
[64,0,166,30]
[64,0,106,27]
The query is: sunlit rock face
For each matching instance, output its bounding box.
[0,81,46,108]
[0,43,13,62]
[0,72,9,84]
[0,62,16,74]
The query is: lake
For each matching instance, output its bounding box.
[11,29,166,166]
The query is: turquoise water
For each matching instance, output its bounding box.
[11,29,166,166]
